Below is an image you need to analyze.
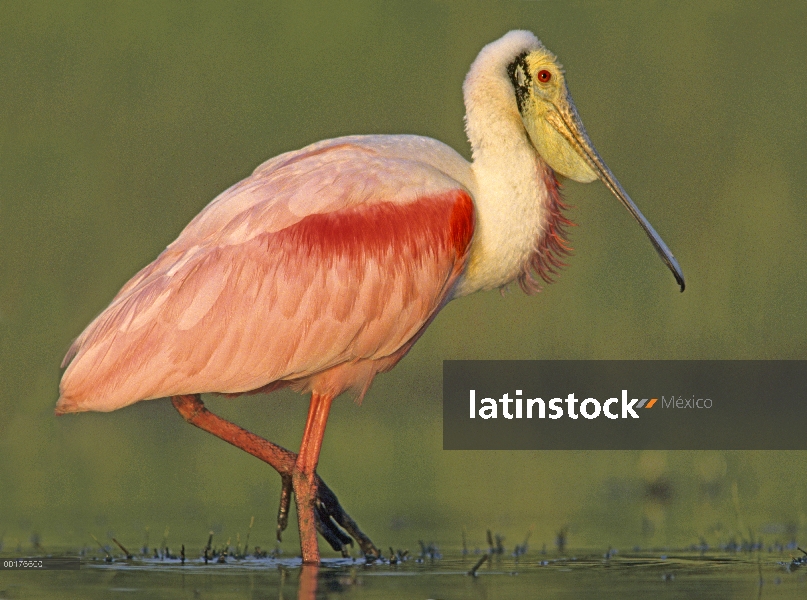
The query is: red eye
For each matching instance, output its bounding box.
[537,69,552,83]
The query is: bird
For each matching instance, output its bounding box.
[56,30,684,564]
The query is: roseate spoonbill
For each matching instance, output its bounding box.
[56,30,684,564]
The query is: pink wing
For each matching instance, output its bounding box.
[57,137,475,413]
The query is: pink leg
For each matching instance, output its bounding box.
[171,394,296,472]
[170,394,379,562]
[294,392,333,564]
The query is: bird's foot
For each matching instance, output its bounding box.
[277,473,379,559]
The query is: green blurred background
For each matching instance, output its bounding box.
[1,1,806,557]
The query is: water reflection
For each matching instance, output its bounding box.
[298,564,318,600]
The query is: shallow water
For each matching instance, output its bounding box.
[3,550,807,599]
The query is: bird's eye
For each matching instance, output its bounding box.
[537,70,552,83]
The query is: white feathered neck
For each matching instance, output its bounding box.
[455,31,569,297]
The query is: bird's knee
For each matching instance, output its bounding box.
[171,394,205,422]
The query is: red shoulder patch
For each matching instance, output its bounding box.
[267,189,475,265]
[448,189,475,257]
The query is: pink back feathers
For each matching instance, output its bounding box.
[57,138,475,413]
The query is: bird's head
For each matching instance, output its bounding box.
[501,36,685,291]
[507,48,596,183]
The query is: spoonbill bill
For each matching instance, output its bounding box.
[57,30,684,564]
